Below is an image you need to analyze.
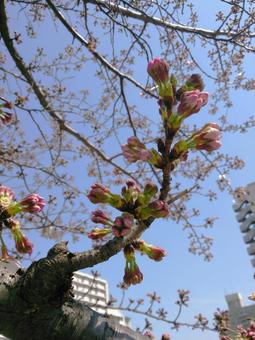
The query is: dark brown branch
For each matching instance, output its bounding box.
[85,0,255,40]
[0,258,147,340]
[119,78,137,137]
[46,0,157,99]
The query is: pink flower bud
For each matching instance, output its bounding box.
[2,101,13,109]
[126,179,141,190]
[144,331,155,339]
[87,227,112,240]
[16,235,33,255]
[91,210,112,225]
[123,245,143,285]
[186,74,204,91]
[0,112,12,124]
[11,221,33,255]
[161,334,171,340]
[177,90,208,117]
[19,194,45,213]
[0,185,14,208]
[121,179,141,204]
[137,200,169,219]
[189,123,221,151]
[87,184,123,208]
[133,240,167,261]
[112,213,134,237]
[121,137,153,163]
[149,200,169,217]
[123,262,143,286]
[87,183,112,204]
[147,58,169,83]
[143,182,158,198]
[123,249,143,286]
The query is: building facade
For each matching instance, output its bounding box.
[233,182,255,267]
[226,182,255,332]
[225,293,255,331]
[72,271,131,327]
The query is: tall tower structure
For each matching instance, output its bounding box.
[233,182,255,267]
[224,184,255,333]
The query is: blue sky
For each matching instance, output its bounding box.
[3,2,255,339]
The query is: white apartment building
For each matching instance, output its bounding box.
[233,182,255,267]
[227,182,255,332]
[225,293,255,330]
[73,271,131,327]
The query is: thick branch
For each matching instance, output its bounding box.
[85,0,255,39]
[0,259,146,340]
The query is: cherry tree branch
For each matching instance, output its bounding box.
[85,0,255,41]
[46,0,157,98]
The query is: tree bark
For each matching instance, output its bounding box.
[0,243,147,340]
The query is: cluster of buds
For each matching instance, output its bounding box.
[121,137,162,168]
[123,245,143,285]
[147,58,210,132]
[235,322,255,339]
[85,58,222,287]
[88,210,134,240]
[87,179,167,222]
[87,178,169,286]
[0,185,45,257]
[133,240,167,261]
[123,240,166,285]
[0,100,13,124]
[214,309,230,336]
[0,186,45,217]
[112,213,134,237]
[220,321,255,340]
[176,289,190,307]
[147,58,221,169]
[7,193,45,216]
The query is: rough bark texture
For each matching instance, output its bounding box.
[0,242,147,340]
